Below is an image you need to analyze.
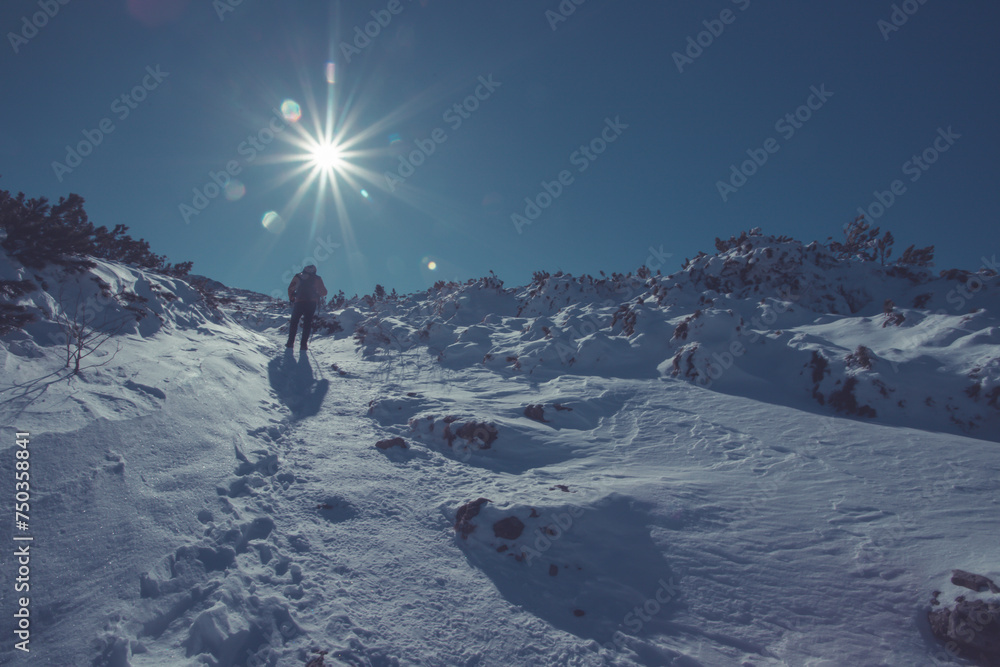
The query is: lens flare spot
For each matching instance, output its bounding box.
[388,133,402,144]
[427,261,437,271]
[360,189,370,199]
[280,99,302,123]
[261,211,285,234]
[326,62,336,84]
[225,179,246,201]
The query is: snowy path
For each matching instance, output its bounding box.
[4,329,997,666]
[139,334,997,666]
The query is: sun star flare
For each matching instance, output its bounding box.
[309,140,344,172]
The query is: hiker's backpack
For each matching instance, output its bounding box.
[294,273,319,301]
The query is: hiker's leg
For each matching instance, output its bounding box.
[288,303,304,344]
[300,302,317,345]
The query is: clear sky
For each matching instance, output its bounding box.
[2,0,998,299]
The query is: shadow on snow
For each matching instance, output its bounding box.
[459,494,680,648]
[267,350,329,419]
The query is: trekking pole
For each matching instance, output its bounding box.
[308,346,325,380]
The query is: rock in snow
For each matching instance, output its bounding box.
[952,570,1000,594]
[454,497,491,539]
[374,436,407,450]
[492,516,526,540]
[928,596,1000,665]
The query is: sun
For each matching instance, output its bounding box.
[309,140,344,172]
[262,58,448,245]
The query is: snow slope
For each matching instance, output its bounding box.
[1,233,998,666]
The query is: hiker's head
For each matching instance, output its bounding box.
[303,265,317,275]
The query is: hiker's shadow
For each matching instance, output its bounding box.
[267,350,329,419]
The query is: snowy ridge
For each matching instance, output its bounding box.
[1,235,999,666]
[297,230,1000,440]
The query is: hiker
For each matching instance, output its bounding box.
[286,265,328,350]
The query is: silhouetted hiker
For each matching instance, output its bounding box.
[286,265,328,350]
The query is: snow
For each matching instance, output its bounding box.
[1,232,998,666]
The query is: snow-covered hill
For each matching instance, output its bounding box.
[1,231,998,666]
[324,229,1000,441]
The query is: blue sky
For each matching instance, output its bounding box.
[2,0,998,299]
